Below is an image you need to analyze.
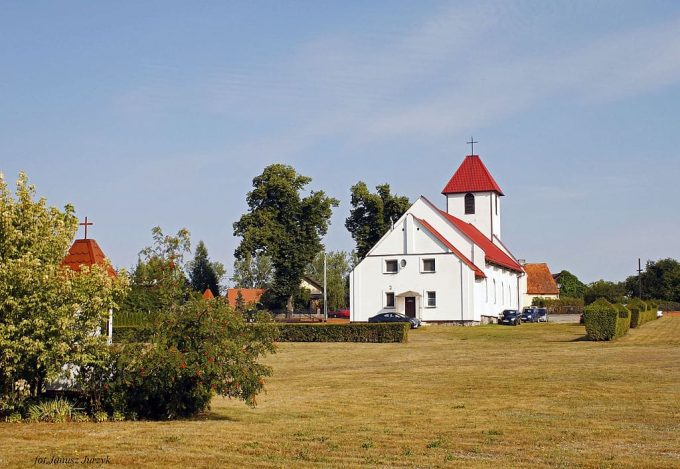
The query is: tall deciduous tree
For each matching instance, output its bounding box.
[345,182,410,259]
[0,172,127,402]
[233,164,338,311]
[554,270,586,298]
[187,240,224,297]
[231,252,273,289]
[122,226,191,316]
[584,280,625,305]
[623,258,680,301]
[306,251,351,311]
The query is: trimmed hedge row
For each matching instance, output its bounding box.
[583,299,630,341]
[630,308,657,328]
[276,323,409,343]
[112,326,152,343]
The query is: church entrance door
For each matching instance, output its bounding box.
[405,297,416,318]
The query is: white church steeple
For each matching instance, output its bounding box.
[441,153,504,241]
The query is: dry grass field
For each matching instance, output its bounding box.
[1,318,679,468]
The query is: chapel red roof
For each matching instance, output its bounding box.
[441,155,504,195]
[226,288,266,307]
[438,209,522,272]
[62,239,116,277]
[203,288,215,299]
[413,217,485,279]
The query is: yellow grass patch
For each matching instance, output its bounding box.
[2,319,679,468]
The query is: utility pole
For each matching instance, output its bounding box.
[323,252,328,321]
[637,258,643,299]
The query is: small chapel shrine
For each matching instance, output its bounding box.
[349,150,525,324]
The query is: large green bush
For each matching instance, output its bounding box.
[276,323,409,343]
[81,299,277,420]
[583,299,630,341]
[630,308,658,328]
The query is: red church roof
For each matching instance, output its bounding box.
[413,217,485,279]
[438,209,522,273]
[62,239,116,277]
[441,155,504,195]
[203,288,215,299]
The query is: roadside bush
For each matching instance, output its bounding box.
[541,297,584,315]
[276,323,409,343]
[630,308,658,328]
[583,299,630,341]
[81,299,277,420]
[27,398,74,423]
[627,298,647,312]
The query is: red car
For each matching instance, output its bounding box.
[328,308,350,319]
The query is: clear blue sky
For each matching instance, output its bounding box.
[2,1,679,284]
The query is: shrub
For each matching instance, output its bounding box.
[583,299,630,341]
[630,308,658,328]
[5,412,22,423]
[541,297,584,315]
[81,299,277,420]
[72,412,90,423]
[112,326,153,343]
[276,323,409,343]
[27,398,73,423]
[627,298,647,313]
[94,411,108,422]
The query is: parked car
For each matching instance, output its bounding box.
[521,308,540,323]
[499,309,521,326]
[368,312,421,329]
[328,308,350,319]
[536,308,548,322]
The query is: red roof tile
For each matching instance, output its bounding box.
[442,155,504,195]
[226,288,266,307]
[438,209,523,272]
[203,288,215,299]
[62,239,116,277]
[413,217,485,278]
[524,263,559,295]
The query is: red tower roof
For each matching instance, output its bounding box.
[203,288,215,299]
[62,239,116,277]
[441,155,504,195]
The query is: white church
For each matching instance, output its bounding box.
[349,153,526,325]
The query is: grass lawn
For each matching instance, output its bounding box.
[2,318,680,468]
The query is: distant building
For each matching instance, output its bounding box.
[226,276,323,311]
[521,263,560,305]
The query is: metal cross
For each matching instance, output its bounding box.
[467,136,478,155]
[80,216,93,239]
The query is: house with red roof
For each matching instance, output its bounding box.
[349,153,525,324]
[522,263,560,305]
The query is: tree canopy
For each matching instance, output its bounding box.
[187,240,224,297]
[233,164,338,310]
[231,252,273,289]
[0,172,127,401]
[306,251,351,311]
[345,182,410,259]
[623,258,680,301]
[554,270,586,298]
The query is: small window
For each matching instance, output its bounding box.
[426,291,436,308]
[465,193,475,214]
[385,260,398,273]
[495,195,498,215]
[422,258,436,273]
[385,292,395,308]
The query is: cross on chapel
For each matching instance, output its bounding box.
[80,217,93,239]
[467,136,478,155]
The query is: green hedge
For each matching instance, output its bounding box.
[112,326,152,343]
[276,323,409,343]
[583,299,630,341]
[630,308,658,328]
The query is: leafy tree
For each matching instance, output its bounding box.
[121,226,191,316]
[187,240,224,297]
[0,172,127,404]
[306,251,351,311]
[231,252,273,289]
[345,182,410,259]
[584,280,625,305]
[554,270,586,298]
[233,164,338,312]
[623,258,680,301]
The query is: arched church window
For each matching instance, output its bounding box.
[502,281,505,303]
[493,279,497,304]
[465,193,475,214]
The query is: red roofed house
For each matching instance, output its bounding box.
[522,263,560,305]
[226,288,267,308]
[350,153,525,324]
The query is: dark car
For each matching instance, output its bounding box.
[368,312,421,329]
[521,308,539,323]
[535,308,548,322]
[499,309,521,326]
[328,308,350,319]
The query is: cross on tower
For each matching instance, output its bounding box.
[80,217,93,239]
[467,136,478,156]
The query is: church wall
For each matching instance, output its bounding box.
[350,253,475,323]
[446,192,502,240]
[477,265,523,317]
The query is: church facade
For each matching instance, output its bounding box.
[349,154,525,324]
